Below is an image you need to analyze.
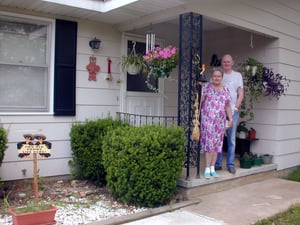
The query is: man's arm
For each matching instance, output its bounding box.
[235,87,244,110]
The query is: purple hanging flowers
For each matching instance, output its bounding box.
[262,67,290,99]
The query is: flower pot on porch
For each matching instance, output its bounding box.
[9,205,57,225]
[262,154,273,164]
[238,131,247,139]
[240,158,253,169]
[253,157,263,166]
[248,128,256,139]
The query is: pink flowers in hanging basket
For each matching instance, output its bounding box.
[143,46,178,78]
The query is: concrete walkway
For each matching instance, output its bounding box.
[95,178,300,225]
[123,210,225,225]
[181,178,300,225]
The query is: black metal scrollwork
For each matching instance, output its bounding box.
[178,12,203,179]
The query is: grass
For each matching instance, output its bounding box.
[287,167,300,182]
[13,201,52,214]
[254,167,300,225]
[254,204,300,225]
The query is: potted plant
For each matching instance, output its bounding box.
[240,152,253,169]
[237,121,248,139]
[9,134,57,225]
[9,203,57,225]
[262,154,273,164]
[143,45,178,79]
[253,154,263,166]
[239,58,264,123]
[121,41,146,75]
[121,53,146,75]
[239,57,290,123]
[143,45,178,91]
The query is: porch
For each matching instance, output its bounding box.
[177,153,278,198]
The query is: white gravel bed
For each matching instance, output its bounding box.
[0,197,147,225]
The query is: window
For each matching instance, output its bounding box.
[0,14,52,112]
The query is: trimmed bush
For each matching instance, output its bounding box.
[102,125,185,207]
[0,126,8,166]
[69,118,125,185]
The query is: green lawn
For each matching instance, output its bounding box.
[254,204,300,225]
[254,167,300,225]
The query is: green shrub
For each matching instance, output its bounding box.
[0,126,8,166]
[69,118,125,185]
[102,125,185,207]
[286,167,300,182]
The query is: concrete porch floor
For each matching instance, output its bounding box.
[177,152,278,198]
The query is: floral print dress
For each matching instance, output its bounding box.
[200,83,231,153]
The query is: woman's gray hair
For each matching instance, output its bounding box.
[211,67,224,76]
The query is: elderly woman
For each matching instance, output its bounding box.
[200,67,233,179]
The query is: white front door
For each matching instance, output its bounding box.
[121,33,164,117]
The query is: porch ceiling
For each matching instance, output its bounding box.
[0,0,226,32]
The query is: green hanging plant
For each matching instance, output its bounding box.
[121,41,147,75]
[239,57,264,122]
[239,57,290,123]
[121,54,147,74]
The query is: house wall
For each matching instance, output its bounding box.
[0,11,122,181]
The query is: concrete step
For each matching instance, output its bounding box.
[178,163,278,198]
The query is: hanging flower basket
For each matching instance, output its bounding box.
[143,46,178,79]
[151,66,172,78]
[126,64,140,75]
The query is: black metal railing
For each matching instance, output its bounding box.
[116,112,178,127]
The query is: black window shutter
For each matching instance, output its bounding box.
[54,19,77,116]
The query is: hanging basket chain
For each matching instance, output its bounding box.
[130,41,137,56]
